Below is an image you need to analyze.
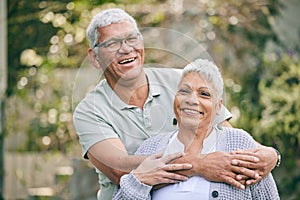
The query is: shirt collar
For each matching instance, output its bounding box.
[103,72,161,110]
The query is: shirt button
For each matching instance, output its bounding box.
[212,190,219,198]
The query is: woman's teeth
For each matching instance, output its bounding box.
[183,109,204,115]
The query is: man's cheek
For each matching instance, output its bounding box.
[99,55,114,68]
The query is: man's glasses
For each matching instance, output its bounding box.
[94,32,142,52]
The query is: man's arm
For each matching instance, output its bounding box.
[87,138,193,185]
[87,152,126,185]
[87,138,146,185]
[220,120,279,185]
[170,121,260,189]
[172,127,278,189]
[172,151,260,189]
[112,153,192,200]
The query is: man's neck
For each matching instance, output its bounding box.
[108,73,149,109]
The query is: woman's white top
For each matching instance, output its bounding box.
[152,128,219,200]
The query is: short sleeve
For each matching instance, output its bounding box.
[73,93,119,158]
[214,104,232,125]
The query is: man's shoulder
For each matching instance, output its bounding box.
[145,67,182,75]
[144,67,182,85]
[73,80,108,113]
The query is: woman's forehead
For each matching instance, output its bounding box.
[180,73,211,86]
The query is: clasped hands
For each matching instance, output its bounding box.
[172,150,259,190]
[133,146,277,190]
[171,145,277,189]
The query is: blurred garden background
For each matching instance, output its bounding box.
[0,0,299,199]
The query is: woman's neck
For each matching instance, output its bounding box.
[177,125,213,153]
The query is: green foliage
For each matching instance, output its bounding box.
[5,0,300,199]
[254,53,300,198]
[6,65,76,152]
[6,0,92,152]
[6,0,171,152]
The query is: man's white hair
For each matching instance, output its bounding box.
[182,59,224,99]
[86,8,139,48]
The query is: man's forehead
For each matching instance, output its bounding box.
[98,21,136,38]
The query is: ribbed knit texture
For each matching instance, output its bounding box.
[112,128,280,200]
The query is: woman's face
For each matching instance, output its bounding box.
[174,72,221,129]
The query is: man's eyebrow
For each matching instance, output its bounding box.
[110,31,138,39]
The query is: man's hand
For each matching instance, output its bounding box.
[172,151,260,189]
[133,153,192,186]
[231,145,278,185]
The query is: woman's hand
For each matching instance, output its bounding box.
[133,152,192,186]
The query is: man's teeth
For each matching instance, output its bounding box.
[119,57,135,64]
[183,109,203,115]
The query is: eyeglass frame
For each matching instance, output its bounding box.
[93,31,143,52]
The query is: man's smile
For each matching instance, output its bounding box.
[118,57,136,64]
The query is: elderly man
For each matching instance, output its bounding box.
[73,8,280,200]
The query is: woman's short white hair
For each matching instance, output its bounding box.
[86,8,139,48]
[182,59,224,99]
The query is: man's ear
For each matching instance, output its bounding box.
[88,48,101,69]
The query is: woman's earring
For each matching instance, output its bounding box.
[173,118,177,126]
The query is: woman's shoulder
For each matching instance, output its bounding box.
[219,127,257,150]
[135,131,176,155]
[221,127,249,136]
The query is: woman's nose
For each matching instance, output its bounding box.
[186,92,198,105]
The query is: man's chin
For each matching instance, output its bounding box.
[123,66,143,78]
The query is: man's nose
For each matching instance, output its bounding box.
[118,40,133,53]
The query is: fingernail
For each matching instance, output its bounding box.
[241,185,245,190]
[232,160,238,165]
[254,157,259,162]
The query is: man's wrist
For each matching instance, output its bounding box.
[272,147,281,167]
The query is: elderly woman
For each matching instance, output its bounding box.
[112,59,279,200]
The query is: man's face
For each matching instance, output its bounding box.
[95,20,145,85]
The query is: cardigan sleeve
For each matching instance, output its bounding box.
[135,132,173,156]
[250,173,280,200]
[112,171,152,200]
[221,127,258,151]
[112,132,174,200]
[221,128,280,199]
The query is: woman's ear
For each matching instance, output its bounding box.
[216,98,223,116]
[173,96,181,126]
[88,48,101,69]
